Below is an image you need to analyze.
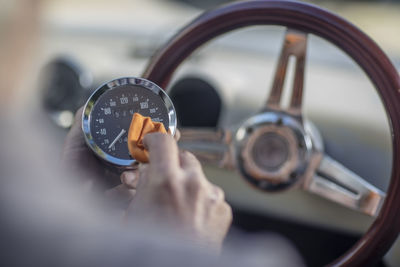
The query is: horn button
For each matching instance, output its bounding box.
[235,112,314,191]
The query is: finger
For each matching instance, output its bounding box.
[63,106,85,150]
[209,185,225,202]
[179,150,201,171]
[72,106,84,130]
[174,129,181,141]
[105,184,136,202]
[218,201,233,225]
[120,170,139,189]
[143,133,180,172]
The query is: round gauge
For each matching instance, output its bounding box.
[82,77,176,167]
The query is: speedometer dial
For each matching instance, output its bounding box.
[82,77,176,167]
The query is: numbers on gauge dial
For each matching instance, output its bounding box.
[90,85,169,160]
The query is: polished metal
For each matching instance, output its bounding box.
[178,128,234,168]
[266,29,307,116]
[304,156,385,217]
[82,77,177,167]
[234,111,312,190]
[241,125,298,182]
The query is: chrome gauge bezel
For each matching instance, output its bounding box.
[82,77,177,167]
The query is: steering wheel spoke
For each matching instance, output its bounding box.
[266,29,307,117]
[304,155,386,216]
[178,128,234,169]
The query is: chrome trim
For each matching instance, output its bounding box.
[240,125,299,182]
[305,155,386,216]
[234,111,313,191]
[178,128,234,168]
[82,77,177,167]
[266,29,307,116]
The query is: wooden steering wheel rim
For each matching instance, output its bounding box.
[142,1,400,266]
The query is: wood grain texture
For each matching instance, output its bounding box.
[143,1,400,266]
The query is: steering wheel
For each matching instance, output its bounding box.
[142,1,400,266]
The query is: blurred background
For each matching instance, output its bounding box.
[5,0,400,266]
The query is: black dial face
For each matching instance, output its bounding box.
[90,84,169,160]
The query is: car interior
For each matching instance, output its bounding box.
[36,0,400,266]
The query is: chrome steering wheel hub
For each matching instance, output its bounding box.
[235,111,314,191]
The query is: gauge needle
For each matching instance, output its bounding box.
[108,129,126,149]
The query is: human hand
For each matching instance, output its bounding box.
[62,107,136,194]
[124,133,232,250]
[62,106,180,198]
[62,106,111,191]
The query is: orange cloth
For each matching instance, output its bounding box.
[127,113,167,163]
